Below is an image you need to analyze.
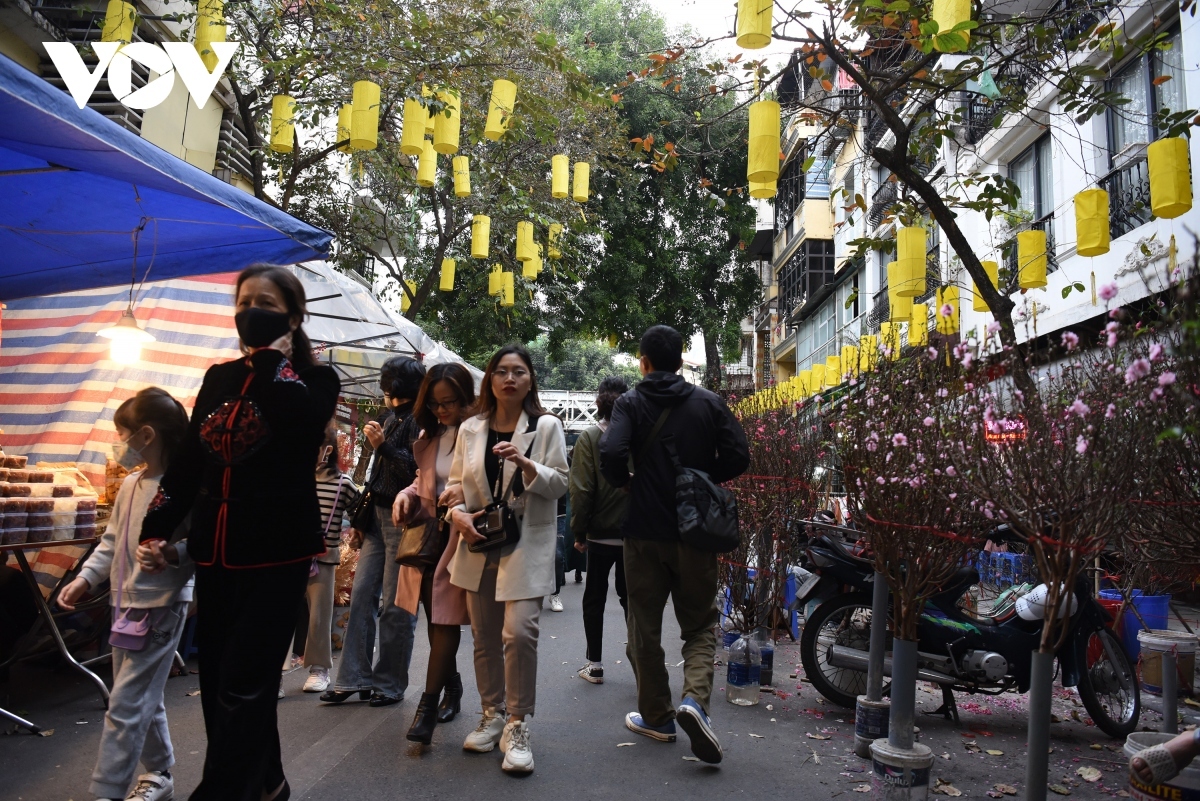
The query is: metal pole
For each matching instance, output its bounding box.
[867,572,888,701]
[1163,650,1179,735]
[1025,650,1055,801]
[888,638,918,751]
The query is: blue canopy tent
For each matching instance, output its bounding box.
[0,52,332,300]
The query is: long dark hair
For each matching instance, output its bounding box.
[235,264,317,370]
[413,363,476,440]
[475,344,548,421]
[595,375,629,421]
[113,387,189,468]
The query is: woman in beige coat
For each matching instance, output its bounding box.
[447,344,568,776]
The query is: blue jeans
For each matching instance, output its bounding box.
[334,505,416,697]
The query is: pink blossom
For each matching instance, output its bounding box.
[1098,282,1119,301]
[987,321,1001,335]
[1105,403,1117,419]
[866,398,875,407]
[927,347,939,360]
[945,465,957,477]
[1150,387,1164,402]
[866,441,878,452]
[941,303,954,317]
[961,353,974,369]
[923,417,935,427]
[1160,372,1177,386]
[937,388,949,398]
[1125,358,1152,384]
[876,476,886,485]
[949,493,957,500]
[1066,398,1090,418]
[1061,331,1079,351]
[892,433,908,446]
[1075,435,1088,454]
[1150,343,1165,362]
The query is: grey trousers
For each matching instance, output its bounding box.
[465,560,542,719]
[303,563,336,669]
[90,601,189,800]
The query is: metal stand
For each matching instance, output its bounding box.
[0,705,41,734]
[890,639,918,750]
[1163,650,1179,735]
[1025,650,1055,801]
[855,573,892,758]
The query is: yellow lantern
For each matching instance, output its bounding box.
[932,0,971,52]
[523,256,539,279]
[270,95,295,154]
[749,180,777,199]
[501,271,515,307]
[471,215,491,260]
[972,259,999,312]
[736,0,773,49]
[452,156,471,197]
[889,289,913,322]
[336,104,353,153]
[488,264,503,295]
[439,259,456,292]
[842,345,858,378]
[799,369,813,397]
[1074,188,1110,257]
[1148,137,1193,219]
[859,335,878,372]
[416,139,437,188]
[880,322,901,359]
[809,363,826,390]
[485,79,518,141]
[516,221,535,262]
[421,85,435,134]
[825,355,841,387]
[351,81,380,151]
[909,303,929,347]
[194,0,225,71]
[548,224,563,259]
[1017,229,1047,289]
[533,244,544,275]
[935,285,960,335]
[552,155,569,199]
[432,88,460,155]
[895,227,927,297]
[573,162,590,203]
[400,97,427,156]
[400,279,416,313]
[101,0,136,43]
[747,100,781,183]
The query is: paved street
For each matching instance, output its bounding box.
[2,579,1191,800]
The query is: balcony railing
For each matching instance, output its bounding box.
[1001,214,1058,291]
[867,181,897,229]
[1098,156,1152,241]
[865,288,889,332]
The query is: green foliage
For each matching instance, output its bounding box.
[525,335,642,391]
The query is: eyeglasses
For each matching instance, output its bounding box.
[492,368,529,380]
[426,399,461,411]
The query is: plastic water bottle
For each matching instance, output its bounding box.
[758,633,774,687]
[726,634,762,706]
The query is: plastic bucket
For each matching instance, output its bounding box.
[1137,629,1197,696]
[871,740,933,801]
[1098,590,1170,660]
[1126,732,1200,801]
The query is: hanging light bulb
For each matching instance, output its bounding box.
[98,307,154,365]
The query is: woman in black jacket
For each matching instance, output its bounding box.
[141,265,339,801]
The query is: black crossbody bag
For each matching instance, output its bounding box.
[468,421,538,553]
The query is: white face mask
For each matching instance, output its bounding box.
[112,435,145,470]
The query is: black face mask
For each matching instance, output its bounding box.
[235,307,293,349]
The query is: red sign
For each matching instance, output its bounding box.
[985,416,1026,442]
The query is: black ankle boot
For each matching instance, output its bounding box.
[407,692,440,744]
[437,672,463,723]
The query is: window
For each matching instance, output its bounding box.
[1107,27,1186,162]
[1009,135,1053,221]
[1155,29,1186,121]
[777,239,836,315]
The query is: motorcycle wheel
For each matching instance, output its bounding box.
[1075,624,1140,738]
[800,592,887,708]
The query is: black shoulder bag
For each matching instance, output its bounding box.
[468,420,538,553]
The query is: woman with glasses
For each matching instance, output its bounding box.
[446,345,568,775]
[392,363,476,745]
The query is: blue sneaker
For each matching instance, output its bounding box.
[676,697,722,764]
[624,711,677,742]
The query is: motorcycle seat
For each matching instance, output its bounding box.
[818,534,875,568]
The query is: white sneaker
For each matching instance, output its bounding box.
[501,720,534,774]
[463,708,506,752]
[125,770,173,800]
[578,664,604,684]
[549,594,564,612]
[303,666,330,693]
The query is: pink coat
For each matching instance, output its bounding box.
[394,430,470,625]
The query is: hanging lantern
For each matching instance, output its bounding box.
[880,322,901,360]
[194,0,225,71]
[400,96,427,156]
[485,79,518,140]
[809,363,826,389]
[889,289,913,322]
[859,335,878,372]
[534,244,544,275]
[932,0,971,52]
[350,80,380,151]
[735,0,773,49]
[547,223,563,259]
[935,285,960,335]
[824,355,841,387]
[336,103,353,153]
[895,227,926,297]
[432,88,460,155]
[749,180,777,199]
[1017,229,1047,289]
[841,345,858,378]
[501,272,515,307]
[101,0,136,43]
[516,221,535,262]
[573,162,590,203]
[471,215,491,259]
[971,259,999,312]
[1148,137,1193,219]
[415,139,437,188]
[270,95,295,154]
[796,369,809,397]
[452,156,471,197]
[886,261,919,312]
[1074,188,1110,257]
[523,256,538,279]
[909,303,929,347]
[98,307,155,365]
[747,100,781,183]
[400,280,416,313]
[439,258,456,291]
[488,264,503,295]
[552,155,569,199]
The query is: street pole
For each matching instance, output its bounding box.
[870,637,932,799]
[855,572,891,757]
[1163,650,1178,735]
[1025,649,1055,801]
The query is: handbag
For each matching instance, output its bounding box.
[467,422,538,554]
[346,487,375,531]
[395,505,450,567]
[110,478,150,651]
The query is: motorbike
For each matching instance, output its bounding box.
[796,524,1141,739]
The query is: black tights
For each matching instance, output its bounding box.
[419,566,461,695]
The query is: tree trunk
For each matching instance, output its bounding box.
[702,330,722,390]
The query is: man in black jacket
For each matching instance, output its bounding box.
[600,325,749,765]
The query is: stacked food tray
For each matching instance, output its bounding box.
[0,455,100,545]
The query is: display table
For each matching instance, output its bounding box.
[0,537,107,733]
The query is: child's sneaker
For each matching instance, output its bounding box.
[125,770,173,800]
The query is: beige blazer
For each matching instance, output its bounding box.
[447,410,568,601]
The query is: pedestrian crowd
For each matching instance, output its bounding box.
[58,264,751,801]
